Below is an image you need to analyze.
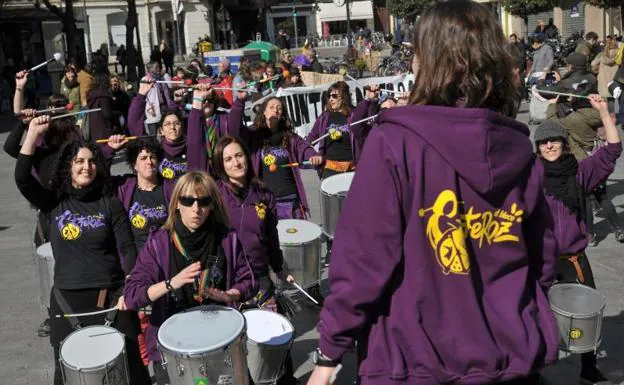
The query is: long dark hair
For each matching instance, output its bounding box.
[325,81,353,116]
[408,0,518,117]
[252,97,295,147]
[50,140,112,198]
[212,136,255,185]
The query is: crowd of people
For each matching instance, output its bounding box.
[4,1,624,384]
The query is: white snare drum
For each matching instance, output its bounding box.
[244,309,294,384]
[548,283,605,353]
[277,220,322,289]
[320,172,354,238]
[36,242,54,309]
[60,325,129,385]
[158,305,248,385]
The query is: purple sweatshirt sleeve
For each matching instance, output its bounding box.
[186,108,207,171]
[229,236,255,301]
[318,129,403,360]
[225,98,246,138]
[292,134,319,163]
[349,99,376,141]
[524,159,558,288]
[124,234,164,310]
[577,142,622,192]
[127,94,147,137]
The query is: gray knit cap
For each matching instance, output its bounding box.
[534,120,568,143]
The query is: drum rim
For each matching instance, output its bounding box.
[157,305,246,355]
[548,283,606,318]
[243,309,295,346]
[59,325,125,371]
[320,172,355,195]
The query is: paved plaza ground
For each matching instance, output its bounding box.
[0,103,623,385]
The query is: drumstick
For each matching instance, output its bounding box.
[50,108,102,120]
[14,103,74,117]
[269,161,311,172]
[27,52,62,73]
[345,74,365,88]
[310,115,379,146]
[55,306,118,318]
[247,75,281,87]
[378,88,404,95]
[292,282,319,305]
[329,364,343,384]
[95,135,139,144]
[535,90,606,100]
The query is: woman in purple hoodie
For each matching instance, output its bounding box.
[124,171,254,385]
[239,96,323,219]
[212,135,298,384]
[309,2,559,385]
[305,81,379,178]
[534,96,622,385]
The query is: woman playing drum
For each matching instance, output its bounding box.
[124,171,255,385]
[308,2,559,384]
[238,96,323,219]
[305,81,379,179]
[212,135,299,384]
[14,115,150,385]
[534,96,621,385]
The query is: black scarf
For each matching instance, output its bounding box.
[542,154,583,215]
[64,77,80,89]
[67,183,101,202]
[169,215,226,309]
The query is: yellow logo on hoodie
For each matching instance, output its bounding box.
[419,190,523,275]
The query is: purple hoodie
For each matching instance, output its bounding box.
[217,180,284,276]
[239,125,319,214]
[305,99,376,164]
[318,105,559,385]
[124,228,255,361]
[540,142,622,255]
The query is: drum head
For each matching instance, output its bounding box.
[36,242,54,260]
[158,305,245,355]
[549,283,605,317]
[243,309,294,345]
[277,220,322,245]
[60,325,124,370]
[321,172,355,195]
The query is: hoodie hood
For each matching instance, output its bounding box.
[378,105,533,195]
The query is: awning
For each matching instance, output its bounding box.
[318,1,373,22]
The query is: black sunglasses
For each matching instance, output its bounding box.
[179,196,212,207]
[329,93,341,99]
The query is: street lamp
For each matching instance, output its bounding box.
[293,5,298,48]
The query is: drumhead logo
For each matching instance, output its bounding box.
[569,328,583,340]
[419,190,523,275]
[255,202,267,220]
[56,210,106,241]
[286,228,298,234]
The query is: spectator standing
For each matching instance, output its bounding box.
[116,44,127,74]
[161,43,175,75]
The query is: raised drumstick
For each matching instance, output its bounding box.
[27,52,62,73]
[247,75,282,87]
[535,89,605,100]
[14,103,74,117]
[50,108,102,120]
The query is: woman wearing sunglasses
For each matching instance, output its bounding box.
[15,115,150,385]
[124,171,254,385]
[534,96,621,385]
[238,96,323,219]
[305,81,379,179]
[127,81,204,180]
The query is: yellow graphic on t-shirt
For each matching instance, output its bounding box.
[419,190,523,275]
[61,223,81,241]
[263,153,277,167]
[131,214,147,229]
[255,203,267,220]
[161,167,174,179]
[329,128,342,141]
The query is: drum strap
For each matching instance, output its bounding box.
[53,287,82,330]
[567,255,586,284]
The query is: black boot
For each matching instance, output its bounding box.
[37,318,50,337]
[580,352,612,385]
